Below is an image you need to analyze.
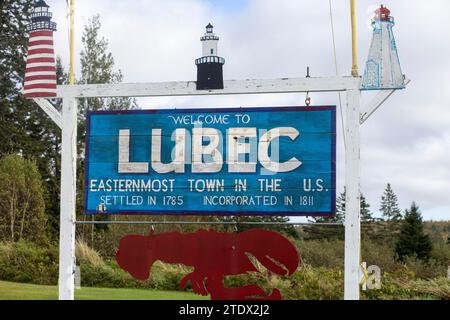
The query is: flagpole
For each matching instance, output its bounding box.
[69,0,75,84]
[350,0,359,76]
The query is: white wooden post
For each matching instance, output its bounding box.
[58,96,77,300]
[344,88,361,300]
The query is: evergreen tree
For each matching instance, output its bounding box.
[0,1,64,240]
[314,189,373,223]
[395,202,432,261]
[0,0,33,157]
[380,183,402,221]
[305,190,375,239]
[304,191,345,240]
[377,184,402,245]
[360,193,374,222]
[327,189,372,222]
[334,190,346,223]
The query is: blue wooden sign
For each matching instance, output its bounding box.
[84,106,336,216]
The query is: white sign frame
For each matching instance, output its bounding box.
[32,76,405,300]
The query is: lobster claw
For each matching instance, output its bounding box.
[237,229,299,276]
[116,235,155,281]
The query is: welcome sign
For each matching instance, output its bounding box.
[84,106,336,216]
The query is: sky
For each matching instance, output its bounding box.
[43,0,450,221]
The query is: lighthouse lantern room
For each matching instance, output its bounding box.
[27,0,56,31]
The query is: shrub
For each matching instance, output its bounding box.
[362,272,450,300]
[404,277,450,300]
[224,264,344,300]
[430,241,450,266]
[296,239,344,268]
[80,263,134,288]
[282,266,344,299]
[151,262,191,291]
[76,239,104,267]
[361,240,398,273]
[1,238,449,300]
[403,256,447,279]
[0,241,58,285]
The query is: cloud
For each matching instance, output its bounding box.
[45,0,450,220]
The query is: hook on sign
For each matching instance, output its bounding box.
[305,95,311,106]
[305,66,311,106]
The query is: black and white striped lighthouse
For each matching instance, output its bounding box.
[195,23,225,90]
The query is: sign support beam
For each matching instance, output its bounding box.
[58,95,77,300]
[344,88,361,300]
[55,77,361,98]
[360,79,411,124]
[33,98,62,129]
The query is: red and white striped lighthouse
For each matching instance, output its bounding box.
[23,0,57,98]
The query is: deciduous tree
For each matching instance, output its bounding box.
[76,15,137,246]
[78,14,136,121]
[0,155,47,244]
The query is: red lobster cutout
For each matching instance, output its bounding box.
[116,228,299,300]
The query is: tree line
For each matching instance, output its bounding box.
[306,183,432,261]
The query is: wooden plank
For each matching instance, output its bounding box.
[56,77,361,98]
[360,78,410,124]
[344,89,361,300]
[58,96,77,300]
[33,98,62,128]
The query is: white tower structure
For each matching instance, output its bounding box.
[361,5,404,90]
[195,23,225,90]
[202,23,219,56]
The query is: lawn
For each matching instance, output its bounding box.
[0,281,208,300]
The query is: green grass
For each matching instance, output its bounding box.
[0,281,208,300]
